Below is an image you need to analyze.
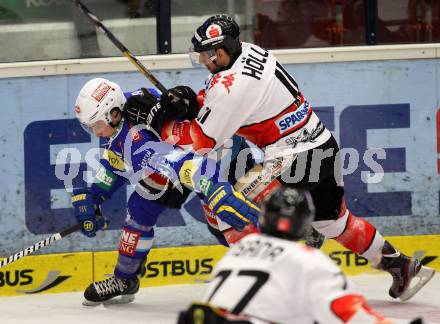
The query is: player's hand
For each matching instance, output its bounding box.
[71,189,108,238]
[123,88,165,135]
[161,85,199,121]
[204,182,260,231]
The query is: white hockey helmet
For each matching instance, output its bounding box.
[75,78,126,131]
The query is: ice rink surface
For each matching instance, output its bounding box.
[0,274,438,324]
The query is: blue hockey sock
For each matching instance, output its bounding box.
[114,221,154,279]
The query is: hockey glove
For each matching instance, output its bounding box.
[204,182,260,231]
[161,85,199,121]
[72,188,108,238]
[122,88,165,135]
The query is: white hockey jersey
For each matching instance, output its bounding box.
[196,42,331,160]
[203,234,386,324]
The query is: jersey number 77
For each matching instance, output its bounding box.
[206,269,270,315]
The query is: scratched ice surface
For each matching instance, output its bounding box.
[0,274,438,324]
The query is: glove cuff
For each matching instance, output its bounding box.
[73,188,106,205]
[93,193,106,205]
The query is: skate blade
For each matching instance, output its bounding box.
[82,294,136,306]
[399,266,435,301]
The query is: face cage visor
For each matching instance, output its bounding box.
[189,46,217,67]
[80,119,109,136]
[79,110,114,135]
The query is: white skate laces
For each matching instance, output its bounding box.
[94,276,127,297]
[83,275,137,306]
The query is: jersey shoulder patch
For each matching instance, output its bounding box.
[103,149,126,171]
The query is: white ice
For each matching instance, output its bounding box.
[0,274,438,324]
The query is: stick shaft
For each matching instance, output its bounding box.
[220,157,295,245]
[0,223,81,269]
[71,0,169,95]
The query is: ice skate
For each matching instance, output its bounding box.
[82,274,141,306]
[379,241,435,301]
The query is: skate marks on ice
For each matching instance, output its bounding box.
[351,274,440,324]
[368,300,439,324]
[0,275,438,324]
[0,284,207,324]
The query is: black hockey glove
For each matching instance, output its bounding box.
[122,88,165,135]
[161,85,199,121]
[177,302,252,324]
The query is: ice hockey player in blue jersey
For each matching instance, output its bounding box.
[71,78,260,305]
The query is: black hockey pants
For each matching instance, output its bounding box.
[279,135,345,222]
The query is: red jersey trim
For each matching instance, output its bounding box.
[162,119,193,145]
[161,119,216,153]
[331,294,365,322]
[241,94,305,129]
[237,96,313,147]
[190,119,216,153]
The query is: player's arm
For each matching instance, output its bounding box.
[123,86,200,138]
[159,88,208,147]
[122,84,211,151]
[164,83,254,154]
[124,77,254,155]
[132,140,259,231]
[172,150,260,231]
[90,151,129,199]
[160,118,215,152]
[71,150,128,238]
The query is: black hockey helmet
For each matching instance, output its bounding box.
[189,14,241,66]
[259,187,315,241]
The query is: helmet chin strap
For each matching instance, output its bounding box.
[108,108,122,128]
[211,60,224,74]
[109,120,120,128]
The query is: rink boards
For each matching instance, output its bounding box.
[0,235,439,296]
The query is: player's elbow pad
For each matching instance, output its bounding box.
[161,119,194,145]
[161,119,216,154]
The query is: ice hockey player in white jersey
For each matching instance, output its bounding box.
[178,186,394,324]
[124,14,435,301]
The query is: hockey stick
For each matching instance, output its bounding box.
[71,0,169,95]
[0,223,81,269]
[71,0,288,245]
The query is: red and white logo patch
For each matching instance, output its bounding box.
[206,24,222,38]
[209,73,237,93]
[91,82,112,102]
[130,127,142,143]
[221,72,237,93]
[118,229,141,256]
[75,105,81,113]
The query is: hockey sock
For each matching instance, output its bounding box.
[114,220,154,279]
[312,202,385,265]
[334,211,385,265]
